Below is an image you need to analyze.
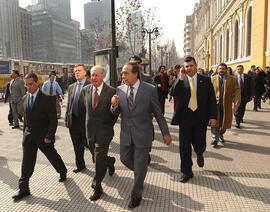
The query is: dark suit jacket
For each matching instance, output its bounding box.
[22,90,57,146]
[79,83,117,145]
[237,73,254,103]
[4,82,11,103]
[154,73,169,98]
[170,74,217,126]
[65,80,91,128]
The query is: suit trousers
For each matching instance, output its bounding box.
[11,102,22,126]
[158,96,166,115]
[8,103,13,124]
[120,144,149,198]
[211,108,226,141]
[19,140,67,192]
[69,115,86,169]
[91,138,114,189]
[234,95,247,124]
[179,109,207,174]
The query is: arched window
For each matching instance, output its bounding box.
[234,19,239,59]
[246,7,252,56]
[226,29,230,61]
[220,35,223,63]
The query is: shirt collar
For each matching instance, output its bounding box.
[187,73,198,81]
[94,82,103,92]
[130,79,140,90]
[31,88,39,99]
[77,78,86,85]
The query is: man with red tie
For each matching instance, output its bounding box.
[79,65,117,201]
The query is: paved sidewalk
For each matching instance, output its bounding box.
[0,97,270,211]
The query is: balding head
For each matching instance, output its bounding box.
[91,65,105,87]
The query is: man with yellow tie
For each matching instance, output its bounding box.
[169,56,217,183]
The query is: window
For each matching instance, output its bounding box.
[226,29,230,61]
[220,35,223,63]
[234,19,239,59]
[246,7,252,56]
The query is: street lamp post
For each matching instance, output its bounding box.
[142,27,159,76]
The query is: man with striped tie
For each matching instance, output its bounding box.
[111,62,171,208]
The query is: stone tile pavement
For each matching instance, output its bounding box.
[0,97,270,211]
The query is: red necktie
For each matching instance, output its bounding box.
[93,87,99,110]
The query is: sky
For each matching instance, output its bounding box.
[19,0,199,56]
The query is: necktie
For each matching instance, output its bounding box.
[72,83,81,116]
[128,86,134,111]
[189,77,197,111]
[240,75,244,92]
[29,95,34,110]
[93,87,99,110]
[49,81,53,96]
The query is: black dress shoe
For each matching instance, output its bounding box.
[128,197,142,208]
[90,188,103,201]
[12,191,30,201]
[180,172,194,183]
[59,173,67,182]
[196,153,204,168]
[108,157,116,176]
[12,126,19,129]
[9,123,13,126]
[73,167,85,173]
[236,124,241,129]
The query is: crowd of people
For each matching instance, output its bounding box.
[3,55,270,209]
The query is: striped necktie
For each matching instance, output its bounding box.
[128,86,134,111]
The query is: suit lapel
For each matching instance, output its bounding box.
[184,76,191,98]
[95,83,108,110]
[30,90,41,113]
[197,75,203,106]
[132,80,143,111]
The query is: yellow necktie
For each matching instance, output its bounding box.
[189,77,197,111]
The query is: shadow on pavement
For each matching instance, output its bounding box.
[23,178,107,211]
[100,172,204,211]
[0,157,19,190]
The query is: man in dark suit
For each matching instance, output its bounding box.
[129,55,153,84]
[12,73,67,201]
[169,56,217,183]
[234,65,254,128]
[154,65,169,114]
[111,62,171,208]
[65,64,91,173]
[79,65,117,201]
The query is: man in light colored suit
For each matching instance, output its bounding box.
[111,62,171,209]
[79,65,117,201]
[10,70,26,129]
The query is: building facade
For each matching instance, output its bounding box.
[0,0,21,59]
[30,0,81,63]
[192,0,270,71]
[20,7,33,60]
[184,15,194,57]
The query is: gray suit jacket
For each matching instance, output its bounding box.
[10,77,26,104]
[112,80,169,148]
[65,80,91,128]
[79,83,117,146]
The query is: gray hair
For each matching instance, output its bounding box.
[90,65,106,75]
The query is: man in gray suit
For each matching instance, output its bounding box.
[10,70,26,129]
[79,65,117,201]
[111,62,171,208]
[65,64,91,173]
